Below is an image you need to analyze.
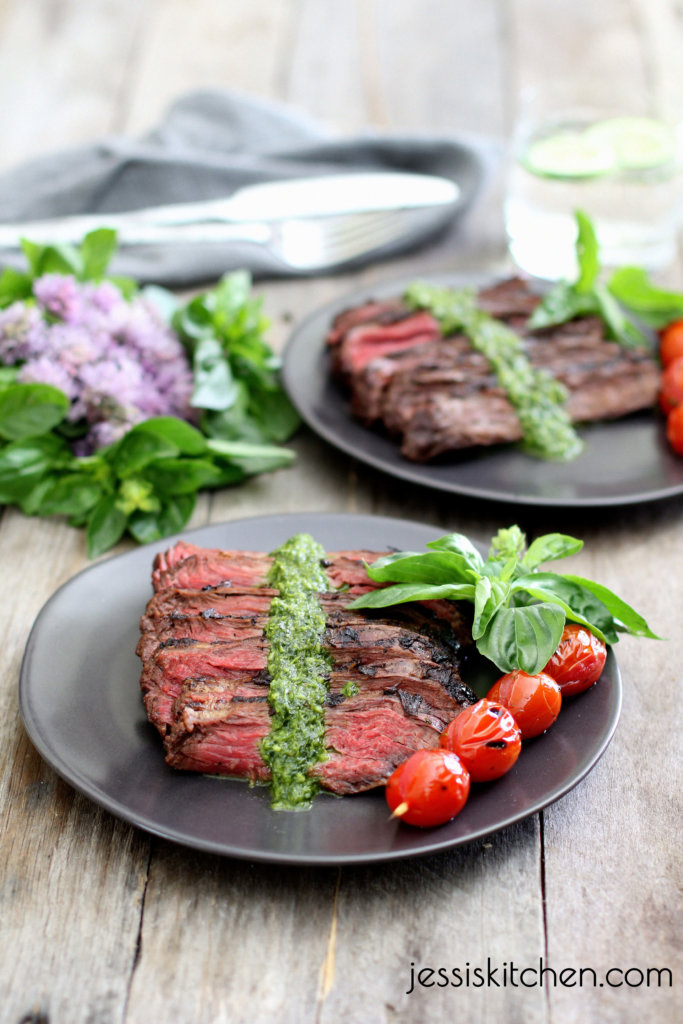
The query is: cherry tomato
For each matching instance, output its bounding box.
[487,671,562,739]
[666,403,683,455]
[659,319,683,367]
[658,356,683,413]
[543,624,607,697]
[439,700,521,782]
[385,748,470,827]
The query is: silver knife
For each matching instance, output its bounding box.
[0,171,461,248]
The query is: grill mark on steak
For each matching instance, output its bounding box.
[139,542,477,795]
[326,276,659,462]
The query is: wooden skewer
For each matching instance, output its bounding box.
[390,801,409,820]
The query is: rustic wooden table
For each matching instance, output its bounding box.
[1,2,681,1022]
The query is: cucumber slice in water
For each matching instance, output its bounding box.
[523,130,616,179]
[584,116,677,170]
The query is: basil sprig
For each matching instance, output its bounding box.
[349,526,659,674]
[527,211,653,349]
[0,386,294,557]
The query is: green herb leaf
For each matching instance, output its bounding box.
[349,581,476,609]
[472,577,509,640]
[425,532,485,571]
[526,280,598,331]
[87,495,128,558]
[365,551,480,586]
[0,434,70,502]
[79,229,117,280]
[522,532,583,569]
[0,383,69,441]
[512,572,618,644]
[110,430,179,477]
[607,266,683,328]
[0,267,33,308]
[128,417,208,456]
[36,474,103,517]
[142,458,227,496]
[127,494,196,545]
[477,602,566,674]
[575,209,600,292]
[560,573,662,639]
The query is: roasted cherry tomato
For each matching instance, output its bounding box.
[487,671,562,739]
[385,748,470,827]
[666,403,683,456]
[439,699,521,782]
[543,624,607,696]
[659,356,683,413]
[659,319,683,367]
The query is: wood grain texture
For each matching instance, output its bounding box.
[0,2,681,1023]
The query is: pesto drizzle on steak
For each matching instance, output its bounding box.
[260,533,332,809]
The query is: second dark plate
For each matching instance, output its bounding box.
[282,273,683,507]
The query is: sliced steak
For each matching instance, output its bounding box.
[326,277,659,461]
[139,541,477,797]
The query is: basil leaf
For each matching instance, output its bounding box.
[522,532,583,569]
[593,284,649,349]
[0,267,32,307]
[527,281,597,331]
[87,496,128,558]
[191,336,240,411]
[607,267,683,328]
[365,551,480,586]
[129,417,207,456]
[36,474,103,517]
[128,495,196,545]
[0,435,69,501]
[560,574,661,639]
[142,458,226,496]
[575,209,600,293]
[477,603,566,674]
[349,582,476,609]
[79,228,116,280]
[110,430,179,477]
[0,383,69,441]
[511,580,609,644]
[472,577,509,641]
[425,532,485,571]
[515,572,618,643]
[247,389,301,443]
[21,239,83,278]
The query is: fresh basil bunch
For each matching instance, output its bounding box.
[348,526,659,674]
[0,394,294,558]
[171,271,300,445]
[0,232,299,557]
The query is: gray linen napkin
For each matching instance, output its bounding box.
[0,90,490,285]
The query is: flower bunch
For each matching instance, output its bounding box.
[0,230,299,556]
[0,274,194,453]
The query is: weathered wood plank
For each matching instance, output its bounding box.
[0,0,149,169]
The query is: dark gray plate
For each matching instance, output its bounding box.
[19,513,621,865]
[282,274,683,506]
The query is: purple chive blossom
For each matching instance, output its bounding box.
[17,356,77,398]
[33,274,84,323]
[0,303,47,364]
[2,275,195,452]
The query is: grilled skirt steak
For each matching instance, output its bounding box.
[139,540,475,796]
[326,277,660,461]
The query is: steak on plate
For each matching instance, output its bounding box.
[326,277,660,461]
[139,540,475,796]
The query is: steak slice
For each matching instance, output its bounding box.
[139,542,476,796]
[326,277,660,462]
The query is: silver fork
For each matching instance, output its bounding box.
[0,207,449,273]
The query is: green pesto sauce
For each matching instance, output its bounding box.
[404,282,583,462]
[260,533,332,810]
[341,680,359,697]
